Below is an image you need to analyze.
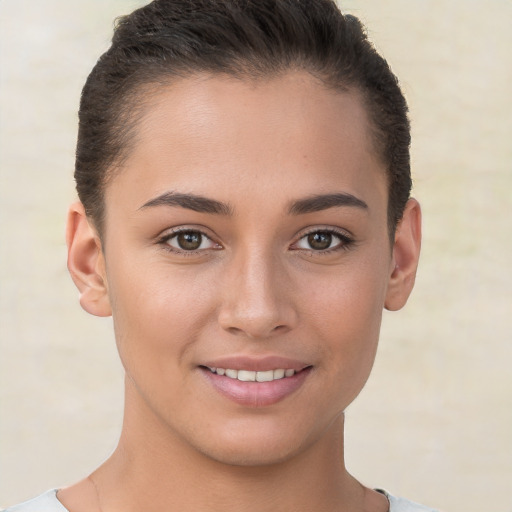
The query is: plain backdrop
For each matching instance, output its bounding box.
[1,1,511,511]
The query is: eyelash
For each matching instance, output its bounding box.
[291,227,354,255]
[157,228,220,256]
[157,227,354,255]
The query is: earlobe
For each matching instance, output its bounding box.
[66,202,112,317]
[384,198,422,311]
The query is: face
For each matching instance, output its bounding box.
[83,72,410,465]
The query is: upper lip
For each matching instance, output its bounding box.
[200,355,311,372]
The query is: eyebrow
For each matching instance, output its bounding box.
[139,191,367,216]
[288,193,368,215]
[140,192,233,215]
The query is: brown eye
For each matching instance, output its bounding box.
[307,232,333,250]
[293,229,352,253]
[177,231,202,250]
[166,230,216,251]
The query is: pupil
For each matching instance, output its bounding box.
[178,231,201,250]
[308,232,332,250]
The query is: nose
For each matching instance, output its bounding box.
[217,248,298,339]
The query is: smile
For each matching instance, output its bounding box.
[207,367,296,382]
[201,363,312,407]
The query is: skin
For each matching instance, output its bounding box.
[62,71,421,512]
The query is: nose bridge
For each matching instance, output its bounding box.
[218,242,295,338]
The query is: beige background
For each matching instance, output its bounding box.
[1,1,511,510]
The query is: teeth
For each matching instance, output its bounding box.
[237,370,256,382]
[207,367,297,382]
[256,370,274,382]
[273,368,285,379]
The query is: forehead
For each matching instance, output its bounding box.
[134,71,373,160]
[106,71,387,215]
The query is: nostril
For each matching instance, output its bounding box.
[223,323,289,340]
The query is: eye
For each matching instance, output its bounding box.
[163,230,218,252]
[294,229,352,252]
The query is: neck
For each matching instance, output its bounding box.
[84,378,370,512]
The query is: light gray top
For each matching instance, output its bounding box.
[2,491,67,512]
[3,489,439,512]
[377,489,440,512]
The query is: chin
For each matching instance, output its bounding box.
[187,415,333,468]
[200,439,303,467]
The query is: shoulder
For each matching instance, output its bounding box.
[377,489,440,512]
[2,490,69,512]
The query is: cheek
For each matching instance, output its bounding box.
[305,256,388,336]
[106,256,215,374]
[301,259,389,398]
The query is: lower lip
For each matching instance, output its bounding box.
[201,367,312,407]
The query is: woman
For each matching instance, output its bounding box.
[5,0,434,510]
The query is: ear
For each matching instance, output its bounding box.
[384,198,422,311]
[66,202,112,317]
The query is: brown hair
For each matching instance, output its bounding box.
[75,0,411,236]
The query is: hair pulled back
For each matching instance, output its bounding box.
[76,0,411,235]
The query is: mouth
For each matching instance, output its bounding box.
[199,359,313,407]
[205,366,298,382]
